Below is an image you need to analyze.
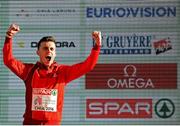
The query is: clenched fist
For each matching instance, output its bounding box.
[6,24,20,38]
[92,31,102,46]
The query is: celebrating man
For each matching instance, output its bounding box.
[3,24,101,125]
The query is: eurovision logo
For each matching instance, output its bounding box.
[86,63,177,89]
[86,6,176,18]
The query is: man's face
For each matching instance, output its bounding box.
[36,41,56,67]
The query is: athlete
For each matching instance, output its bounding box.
[3,24,101,125]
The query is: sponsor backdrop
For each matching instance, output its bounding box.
[0,0,180,125]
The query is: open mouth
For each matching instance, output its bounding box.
[46,56,52,61]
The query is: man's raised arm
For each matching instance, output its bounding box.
[63,31,102,84]
[2,24,31,80]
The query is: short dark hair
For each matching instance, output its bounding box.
[37,36,56,50]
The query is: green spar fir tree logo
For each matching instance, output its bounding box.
[159,102,170,117]
[51,90,57,96]
[155,98,175,118]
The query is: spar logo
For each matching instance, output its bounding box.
[86,98,175,119]
[32,88,56,95]
[86,64,177,89]
[86,99,152,118]
[155,98,175,118]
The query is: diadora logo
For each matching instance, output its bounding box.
[31,41,76,48]
[86,64,177,89]
[86,98,175,119]
[17,41,25,48]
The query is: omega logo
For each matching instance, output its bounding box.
[107,64,154,89]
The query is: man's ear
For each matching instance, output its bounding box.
[36,50,39,56]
